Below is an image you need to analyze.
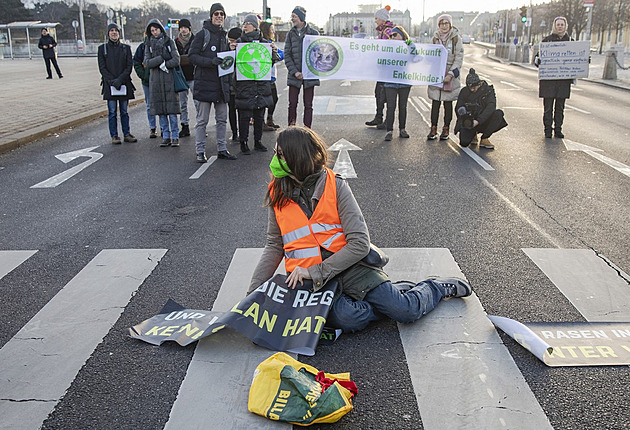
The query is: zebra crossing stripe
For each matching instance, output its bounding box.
[386,248,553,430]
[0,249,167,430]
[165,248,289,429]
[0,250,37,279]
[523,248,630,321]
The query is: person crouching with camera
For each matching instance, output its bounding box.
[454,68,507,149]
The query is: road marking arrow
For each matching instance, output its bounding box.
[328,138,362,179]
[340,80,352,87]
[563,139,630,178]
[31,146,103,188]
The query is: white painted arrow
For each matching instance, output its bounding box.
[563,139,630,178]
[31,146,103,188]
[328,138,362,179]
[340,80,352,87]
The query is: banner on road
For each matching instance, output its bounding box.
[301,35,448,86]
[489,315,630,366]
[538,40,590,80]
[128,274,338,356]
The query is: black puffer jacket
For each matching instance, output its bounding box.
[454,81,503,133]
[537,33,573,99]
[98,39,135,101]
[234,30,274,110]
[284,23,320,89]
[188,20,230,103]
[38,34,57,59]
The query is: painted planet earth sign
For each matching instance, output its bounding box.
[306,38,344,77]
[236,43,272,80]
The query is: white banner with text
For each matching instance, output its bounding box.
[538,40,590,80]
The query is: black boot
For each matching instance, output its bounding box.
[180,124,190,137]
[254,141,268,152]
[240,141,251,155]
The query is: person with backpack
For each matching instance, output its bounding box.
[188,3,237,162]
[426,14,463,141]
[98,23,137,144]
[175,19,196,138]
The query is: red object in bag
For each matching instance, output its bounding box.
[316,371,359,397]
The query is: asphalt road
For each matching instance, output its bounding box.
[1,43,630,429]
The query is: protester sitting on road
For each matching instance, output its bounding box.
[227,27,242,142]
[383,25,414,141]
[188,3,236,162]
[38,28,63,79]
[98,23,137,145]
[247,126,473,333]
[260,21,283,131]
[285,6,320,128]
[234,14,278,154]
[454,68,507,149]
[175,18,196,138]
[144,19,181,148]
[365,6,394,129]
[427,14,463,141]
[534,16,573,139]
[133,31,157,139]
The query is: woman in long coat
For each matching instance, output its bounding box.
[426,14,464,141]
[144,19,181,147]
[535,16,572,138]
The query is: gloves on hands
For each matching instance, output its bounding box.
[210,57,224,66]
[112,78,123,90]
[534,56,541,67]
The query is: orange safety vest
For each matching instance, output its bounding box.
[273,168,347,272]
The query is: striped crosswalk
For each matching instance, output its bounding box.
[0,247,627,429]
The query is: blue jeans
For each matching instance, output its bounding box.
[142,85,156,130]
[326,280,446,333]
[159,114,179,140]
[107,99,129,137]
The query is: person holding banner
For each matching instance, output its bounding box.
[383,26,413,141]
[426,14,463,141]
[534,17,573,139]
[285,6,320,128]
[260,21,283,131]
[247,127,473,333]
[188,3,237,162]
[234,14,278,154]
[365,6,395,129]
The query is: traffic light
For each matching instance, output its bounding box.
[520,6,527,23]
[166,18,180,29]
[265,7,271,23]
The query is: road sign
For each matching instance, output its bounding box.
[584,0,594,6]
[72,20,79,29]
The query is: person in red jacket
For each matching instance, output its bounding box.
[247,126,473,333]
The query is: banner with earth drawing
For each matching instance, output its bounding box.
[234,42,273,81]
[301,35,448,86]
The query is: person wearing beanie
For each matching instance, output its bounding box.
[38,28,63,79]
[234,14,280,154]
[98,21,137,144]
[176,18,196,138]
[285,6,320,128]
[454,68,507,149]
[133,29,157,138]
[534,16,573,138]
[382,25,413,141]
[188,2,238,161]
[365,5,394,128]
[426,13,463,141]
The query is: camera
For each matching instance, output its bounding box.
[457,106,475,129]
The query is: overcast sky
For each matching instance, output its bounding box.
[97,0,538,27]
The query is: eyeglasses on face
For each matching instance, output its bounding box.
[213,11,225,17]
[439,21,450,26]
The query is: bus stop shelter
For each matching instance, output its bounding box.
[0,21,60,59]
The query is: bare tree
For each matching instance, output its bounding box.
[549,0,589,38]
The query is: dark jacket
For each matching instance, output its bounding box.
[144,19,180,115]
[97,39,135,101]
[133,40,150,87]
[537,33,573,99]
[176,33,195,81]
[188,19,230,104]
[284,23,320,89]
[234,30,275,110]
[454,81,500,133]
[38,34,57,59]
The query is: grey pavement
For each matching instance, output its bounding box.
[0,56,144,154]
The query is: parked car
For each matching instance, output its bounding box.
[462,34,471,44]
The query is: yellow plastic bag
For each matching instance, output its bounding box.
[248,352,356,426]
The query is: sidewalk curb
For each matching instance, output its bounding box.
[0,98,145,156]
[474,42,630,92]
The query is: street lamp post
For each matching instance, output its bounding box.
[78,0,86,54]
